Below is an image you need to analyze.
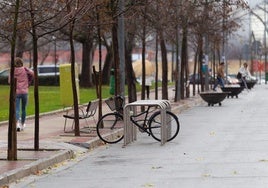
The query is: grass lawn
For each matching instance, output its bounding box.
[0,85,111,122]
[0,81,167,122]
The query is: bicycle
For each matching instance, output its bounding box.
[96,96,180,144]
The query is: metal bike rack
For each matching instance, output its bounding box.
[123,100,171,146]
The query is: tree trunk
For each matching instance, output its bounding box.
[32,30,40,150]
[125,33,137,103]
[67,3,80,136]
[159,31,168,100]
[112,23,120,96]
[102,45,113,85]
[155,32,159,100]
[180,27,188,100]
[193,51,198,96]
[141,24,146,101]
[96,7,103,128]
[8,0,20,161]
[185,53,190,98]
[80,40,94,87]
[16,32,26,58]
[198,34,204,92]
[29,0,40,150]
[174,27,181,102]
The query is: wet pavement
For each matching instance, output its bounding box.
[6,83,268,188]
[0,87,202,186]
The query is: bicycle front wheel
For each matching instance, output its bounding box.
[96,113,124,144]
[148,111,180,142]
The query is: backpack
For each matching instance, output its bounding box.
[24,68,33,86]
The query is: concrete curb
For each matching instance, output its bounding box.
[171,95,203,114]
[0,149,74,186]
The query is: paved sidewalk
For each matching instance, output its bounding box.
[0,87,203,186]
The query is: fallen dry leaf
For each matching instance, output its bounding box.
[196,157,204,161]
[210,131,215,136]
[142,183,155,187]
[259,159,268,162]
[232,170,238,175]
[152,166,162,169]
[202,173,211,177]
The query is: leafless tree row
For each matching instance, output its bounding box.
[2,0,248,159]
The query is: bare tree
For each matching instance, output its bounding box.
[7,0,20,161]
[24,0,70,148]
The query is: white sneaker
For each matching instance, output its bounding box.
[21,124,26,131]
[17,122,21,132]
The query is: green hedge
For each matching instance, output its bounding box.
[0,77,8,85]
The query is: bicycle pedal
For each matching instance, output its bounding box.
[139,127,145,132]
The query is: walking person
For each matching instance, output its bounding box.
[9,57,34,131]
[213,62,225,91]
[145,76,153,99]
[137,75,154,99]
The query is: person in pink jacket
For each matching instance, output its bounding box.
[9,57,34,131]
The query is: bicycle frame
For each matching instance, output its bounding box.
[97,97,179,144]
[112,96,163,135]
[129,106,155,136]
[106,96,162,135]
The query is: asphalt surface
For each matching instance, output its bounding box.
[4,83,268,188]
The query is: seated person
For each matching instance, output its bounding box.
[237,62,250,88]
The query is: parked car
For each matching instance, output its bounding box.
[226,74,240,85]
[189,74,202,84]
[34,65,60,86]
[0,65,59,77]
[36,65,59,76]
[0,65,60,86]
[0,69,9,78]
[189,74,214,84]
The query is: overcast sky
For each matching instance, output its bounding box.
[247,0,263,8]
[228,0,264,49]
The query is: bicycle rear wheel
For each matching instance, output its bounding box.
[148,111,180,142]
[96,113,124,144]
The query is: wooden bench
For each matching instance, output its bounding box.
[63,100,98,133]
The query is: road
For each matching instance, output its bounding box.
[10,84,268,188]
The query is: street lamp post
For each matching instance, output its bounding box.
[52,36,57,84]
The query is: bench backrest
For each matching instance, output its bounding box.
[86,100,98,117]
